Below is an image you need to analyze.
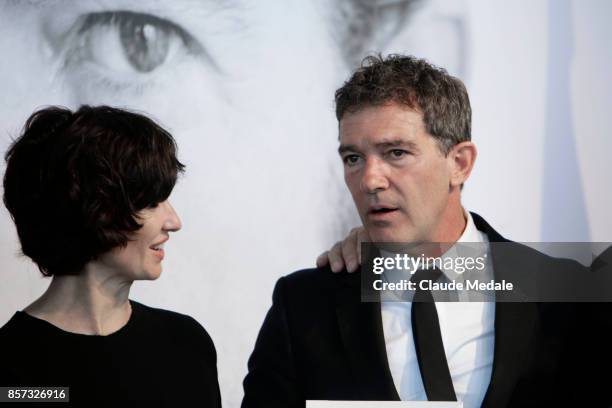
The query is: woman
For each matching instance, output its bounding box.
[0,106,221,406]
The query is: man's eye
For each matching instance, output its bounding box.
[65,11,204,75]
[389,149,407,159]
[343,155,361,166]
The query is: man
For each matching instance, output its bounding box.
[242,55,611,407]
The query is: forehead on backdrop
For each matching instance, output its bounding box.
[0,1,610,406]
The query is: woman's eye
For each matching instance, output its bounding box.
[65,11,204,75]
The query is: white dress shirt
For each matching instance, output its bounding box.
[381,211,495,407]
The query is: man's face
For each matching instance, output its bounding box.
[339,103,454,243]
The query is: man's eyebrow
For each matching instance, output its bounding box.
[374,139,418,150]
[338,144,358,155]
[338,139,419,154]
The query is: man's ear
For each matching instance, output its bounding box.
[448,141,477,188]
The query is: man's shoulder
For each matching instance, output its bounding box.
[264,267,361,330]
[269,267,360,309]
[279,266,359,291]
[471,211,585,269]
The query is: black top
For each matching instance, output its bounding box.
[0,301,221,407]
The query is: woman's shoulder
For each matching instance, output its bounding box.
[0,311,45,343]
[0,312,23,342]
[129,300,216,352]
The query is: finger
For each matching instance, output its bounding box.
[316,251,330,268]
[342,230,359,273]
[356,227,369,264]
[328,241,345,273]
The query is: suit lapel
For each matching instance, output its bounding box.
[335,273,400,400]
[472,213,539,408]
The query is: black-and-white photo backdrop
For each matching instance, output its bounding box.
[1,1,610,406]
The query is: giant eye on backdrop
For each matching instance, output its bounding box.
[88,12,172,73]
[47,10,217,96]
[65,11,205,74]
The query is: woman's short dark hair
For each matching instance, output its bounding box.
[3,105,185,276]
[335,54,471,155]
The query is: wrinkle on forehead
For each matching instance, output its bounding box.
[338,104,430,150]
[340,104,426,132]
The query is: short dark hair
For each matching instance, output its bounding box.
[3,105,185,276]
[335,54,471,154]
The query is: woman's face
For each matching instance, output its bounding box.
[97,200,182,280]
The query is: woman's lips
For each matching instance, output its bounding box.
[150,239,167,261]
[151,247,165,261]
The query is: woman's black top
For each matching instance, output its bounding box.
[0,301,221,407]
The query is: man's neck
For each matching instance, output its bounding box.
[24,266,133,335]
[433,197,468,241]
[417,206,468,258]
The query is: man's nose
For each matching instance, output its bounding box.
[162,201,182,232]
[360,158,389,194]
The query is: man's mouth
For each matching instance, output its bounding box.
[368,205,399,218]
[370,208,397,214]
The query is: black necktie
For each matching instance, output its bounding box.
[411,268,457,401]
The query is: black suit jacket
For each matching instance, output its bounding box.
[242,213,611,407]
